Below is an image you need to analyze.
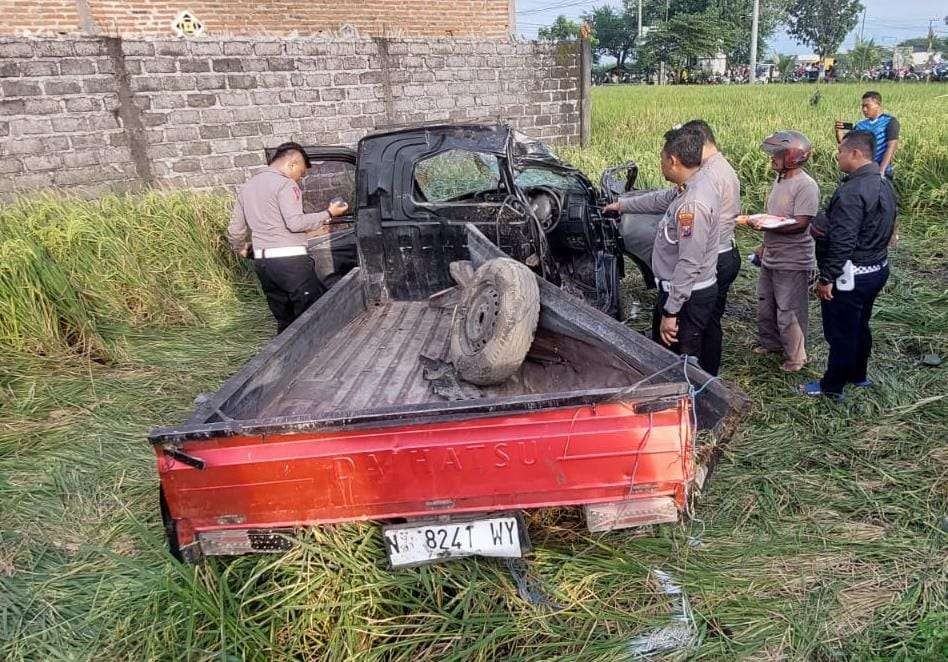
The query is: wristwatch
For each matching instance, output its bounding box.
[662,309,679,318]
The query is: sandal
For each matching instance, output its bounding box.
[851,379,874,388]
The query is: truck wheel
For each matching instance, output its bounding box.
[450,258,540,385]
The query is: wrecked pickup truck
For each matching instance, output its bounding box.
[150,124,747,566]
[271,123,647,318]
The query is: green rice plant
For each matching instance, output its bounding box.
[0,83,945,661]
[0,191,252,360]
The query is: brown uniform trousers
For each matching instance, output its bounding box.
[757,267,810,367]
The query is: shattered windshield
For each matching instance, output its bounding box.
[514,167,584,192]
[413,149,502,202]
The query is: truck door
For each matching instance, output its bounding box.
[263,146,359,288]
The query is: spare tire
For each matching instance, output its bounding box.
[450,258,540,386]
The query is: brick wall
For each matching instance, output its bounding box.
[0,1,513,38]
[0,36,586,199]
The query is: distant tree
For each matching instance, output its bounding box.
[641,11,737,73]
[582,3,638,69]
[849,38,886,76]
[774,53,797,81]
[897,35,948,57]
[580,1,669,69]
[714,0,789,64]
[786,0,863,60]
[538,15,581,42]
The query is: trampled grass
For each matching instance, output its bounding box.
[1,83,946,660]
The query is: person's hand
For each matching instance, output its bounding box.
[238,242,252,259]
[659,314,678,346]
[889,233,900,249]
[328,199,349,217]
[747,216,764,230]
[602,202,621,215]
[817,281,834,301]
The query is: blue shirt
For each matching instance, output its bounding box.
[853,113,900,176]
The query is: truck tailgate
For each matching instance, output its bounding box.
[157,387,692,557]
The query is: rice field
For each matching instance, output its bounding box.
[1,83,946,660]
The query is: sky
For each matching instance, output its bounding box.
[513,0,947,56]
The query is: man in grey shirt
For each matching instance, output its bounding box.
[228,142,349,333]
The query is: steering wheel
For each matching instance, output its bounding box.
[527,187,563,233]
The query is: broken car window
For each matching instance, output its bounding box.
[300,160,356,213]
[514,168,584,192]
[413,150,502,203]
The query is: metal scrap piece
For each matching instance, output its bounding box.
[419,354,482,401]
[627,569,699,659]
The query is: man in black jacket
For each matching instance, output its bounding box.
[801,131,897,399]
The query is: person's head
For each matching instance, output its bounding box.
[681,119,717,158]
[268,141,312,183]
[837,130,875,173]
[861,91,883,119]
[760,130,812,174]
[660,127,704,184]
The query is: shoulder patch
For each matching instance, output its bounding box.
[676,208,694,238]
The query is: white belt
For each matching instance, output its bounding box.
[253,245,308,259]
[655,276,716,293]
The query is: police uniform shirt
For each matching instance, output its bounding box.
[699,151,740,251]
[650,172,721,314]
[228,167,330,252]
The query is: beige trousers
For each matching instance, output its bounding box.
[757,267,810,366]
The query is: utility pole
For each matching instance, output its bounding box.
[927,18,936,82]
[636,0,643,77]
[860,9,867,42]
[749,0,760,84]
[659,0,670,85]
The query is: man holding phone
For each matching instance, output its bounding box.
[834,91,900,180]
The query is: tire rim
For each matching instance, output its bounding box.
[463,283,501,352]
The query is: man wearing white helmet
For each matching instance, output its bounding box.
[745,131,820,372]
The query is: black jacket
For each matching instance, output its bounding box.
[812,163,897,283]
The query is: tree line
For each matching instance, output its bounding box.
[536,0,926,73]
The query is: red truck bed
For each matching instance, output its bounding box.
[150,226,746,564]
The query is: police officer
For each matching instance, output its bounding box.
[228,142,349,333]
[681,120,741,376]
[801,130,897,399]
[604,128,721,373]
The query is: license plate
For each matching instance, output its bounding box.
[382,516,522,568]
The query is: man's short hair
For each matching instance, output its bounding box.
[662,127,704,168]
[841,130,875,159]
[862,90,882,104]
[681,119,716,146]
[268,141,311,168]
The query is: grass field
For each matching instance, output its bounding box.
[1,83,946,660]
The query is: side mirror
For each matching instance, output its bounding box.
[600,161,639,203]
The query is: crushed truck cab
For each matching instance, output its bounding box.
[150,124,748,566]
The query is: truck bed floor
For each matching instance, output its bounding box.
[261,301,642,419]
